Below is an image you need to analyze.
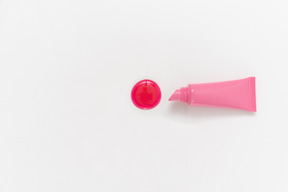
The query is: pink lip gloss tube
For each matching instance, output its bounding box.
[169,77,256,112]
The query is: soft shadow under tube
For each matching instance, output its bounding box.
[169,77,256,112]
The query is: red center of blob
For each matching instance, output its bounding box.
[131,79,161,110]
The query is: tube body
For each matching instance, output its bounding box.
[169,77,256,112]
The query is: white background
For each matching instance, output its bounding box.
[0,0,288,192]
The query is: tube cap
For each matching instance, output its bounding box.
[131,79,161,110]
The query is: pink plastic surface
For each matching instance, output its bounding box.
[131,79,161,110]
[169,77,256,112]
